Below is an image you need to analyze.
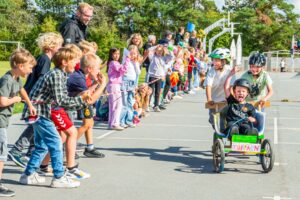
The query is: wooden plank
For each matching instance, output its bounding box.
[205,101,270,109]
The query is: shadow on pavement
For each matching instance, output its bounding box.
[97,146,215,174]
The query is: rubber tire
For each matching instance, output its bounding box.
[260,139,275,173]
[213,139,225,173]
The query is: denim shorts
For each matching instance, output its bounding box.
[0,128,8,161]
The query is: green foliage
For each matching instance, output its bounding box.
[0,0,300,60]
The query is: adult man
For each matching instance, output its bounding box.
[60,3,94,45]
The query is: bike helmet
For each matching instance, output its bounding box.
[233,78,251,93]
[209,48,231,62]
[249,52,266,67]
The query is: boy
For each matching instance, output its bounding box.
[8,32,63,168]
[0,48,37,196]
[19,47,105,188]
[204,48,234,127]
[67,53,105,158]
[241,52,273,107]
[224,67,258,136]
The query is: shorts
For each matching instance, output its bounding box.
[51,108,73,131]
[0,128,8,161]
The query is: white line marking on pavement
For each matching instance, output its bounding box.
[108,137,211,142]
[274,118,278,144]
[278,142,300,145]
[262,196,291,200]
[154,114,208,118]
[274,162,288,166]
[142,123,211,128]
[96,131,115,140]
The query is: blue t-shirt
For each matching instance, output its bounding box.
[67,69,87,97]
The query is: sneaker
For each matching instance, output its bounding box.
[19,172,46,185]
[83,148,105,158]
[0,184,15,197]
[145,107,150,112]
[66,168,91,180]
[127,124,136,128]
[173,95,183,99]
[8,149,26,168]
[153,106,161,112]
[51,174,80,188]
[188,90,196,94]
[163,98,170,104]
[159,105,167,110]
[38,166,53,177]
[120,124,129,128]
[110,125,124,131]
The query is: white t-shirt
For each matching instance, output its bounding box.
[204,64,235,102]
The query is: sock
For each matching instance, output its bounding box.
[40,164,48,169]
[87,144,94,151]
[67,163,79,171]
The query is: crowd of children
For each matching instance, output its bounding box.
[0,23,274,196]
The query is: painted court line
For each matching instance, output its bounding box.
[141,123,211,128]
[107,137,211,143]
[154,114,208,118]
[274,118,278,144]
[96,130,115,140]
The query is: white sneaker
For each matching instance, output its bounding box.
[110,125,124,131]
[66,168,91,180]
[51,174,80,188]
[153,106,161,112]
[188,90,195,94]
[19,172,46,185]
[173,95,183,99]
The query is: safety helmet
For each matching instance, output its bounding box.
[209,48,231,62]
[249,52,266,67]
[233,78,251,93]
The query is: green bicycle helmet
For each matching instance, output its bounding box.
[209,48,231,62]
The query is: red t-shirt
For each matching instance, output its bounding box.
[188,55,195,73]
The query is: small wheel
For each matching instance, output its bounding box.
[213,139,225,173]
[260,139,275,173]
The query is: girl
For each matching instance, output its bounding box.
[120,45,141,127]
[107,48,129,130]
[148,45,174,112]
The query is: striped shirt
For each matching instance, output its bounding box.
[22,67,85,120]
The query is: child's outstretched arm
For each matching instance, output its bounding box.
[19,88,36,116]
[260,83,273,107]
[224,66,239,98]
[85,72,107,105]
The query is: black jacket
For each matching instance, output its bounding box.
[60,16,87,45]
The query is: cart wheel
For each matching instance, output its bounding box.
[260,139,275,173]
[213,139,225,173]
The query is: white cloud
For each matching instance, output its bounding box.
[214,0,300,14]
[286,0,300,14]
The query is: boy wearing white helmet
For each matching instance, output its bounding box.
[204,48,235,127]
[241,52,273,107]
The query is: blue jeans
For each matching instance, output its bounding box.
[120,79,135,126]
[193,68,200,88]
[25,117,64,178]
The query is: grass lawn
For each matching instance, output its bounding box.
[0,61,147,114]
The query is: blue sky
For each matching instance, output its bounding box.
[214,0,300,14]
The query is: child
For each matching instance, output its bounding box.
[148,45,174,112]
[0,48,37,197]
[224,67,258,136]
[107,48,129,130]
[187,47,196,94]
[204,48,234,127]
[8,32,63,168]
[241,52,273,107]
[19,47,105,188]
[120,45,141,127]
[67,53,106,161]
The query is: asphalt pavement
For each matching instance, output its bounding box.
[3,72,300,200]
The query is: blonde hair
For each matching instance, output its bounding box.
[191,30,197,37]
[155,45,166,56]
[77,2,94,13]
[64,44,82,58]
[184,32,190,40]
[78,40,95,54]
[53,47,79,67]
[127,33,143,49]
[90,42,98,51]
[36,32,63,52]
[10,48,36,69]
[127,45,139,62]
[80,53,102,70]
